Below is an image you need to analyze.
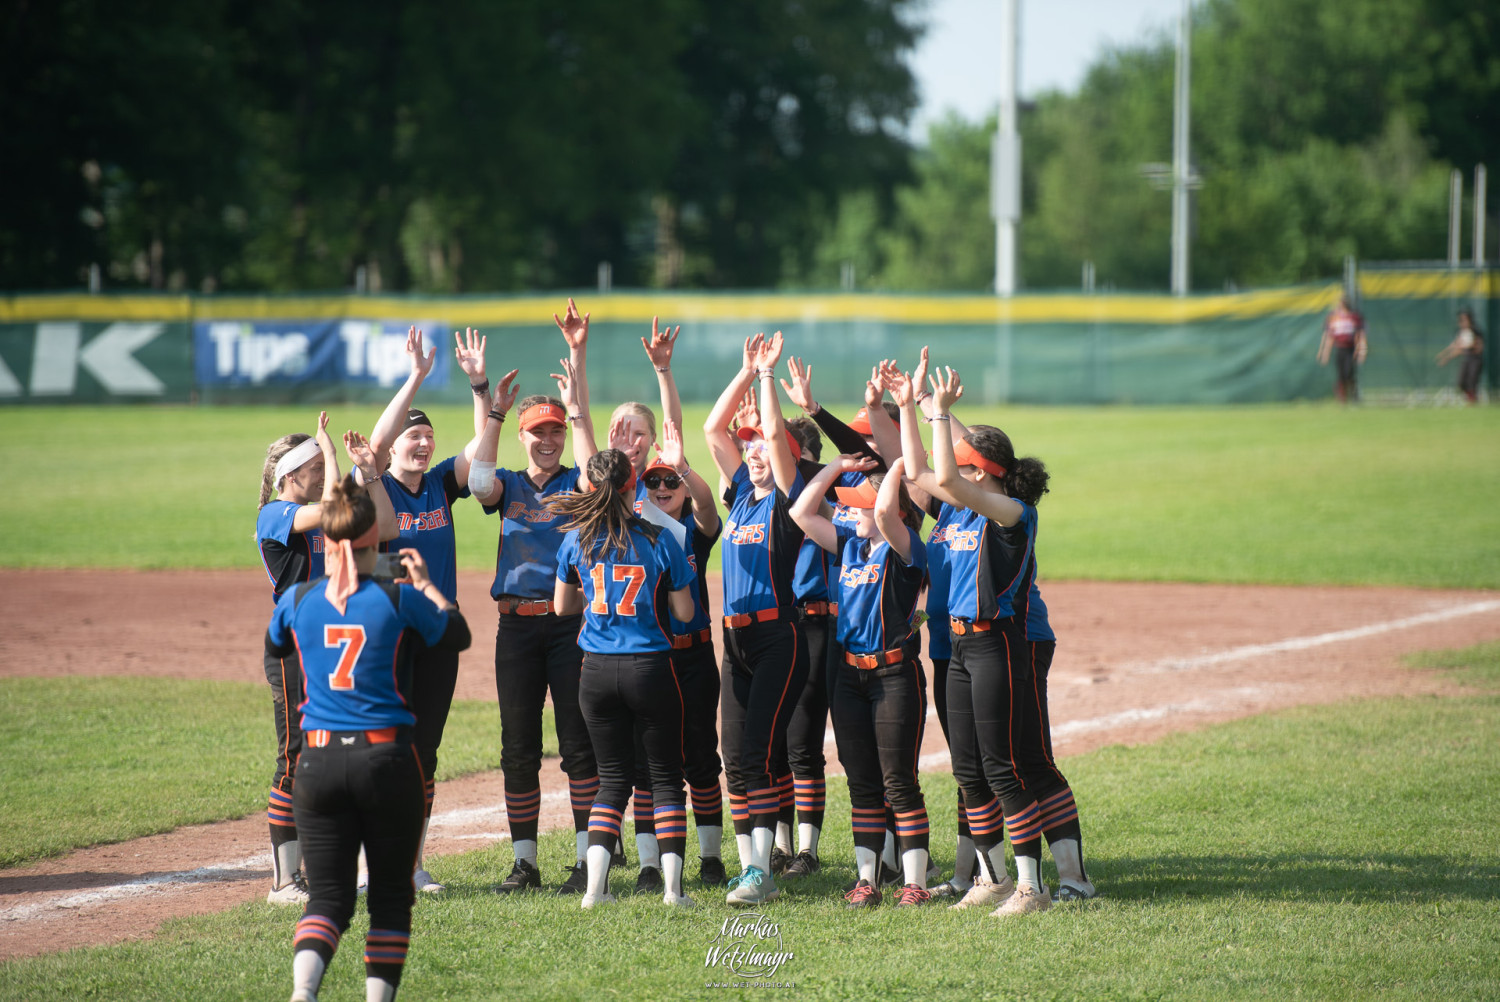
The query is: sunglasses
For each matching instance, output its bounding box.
[643,473,683,490]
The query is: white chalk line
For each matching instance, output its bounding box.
[9,598,1497,925]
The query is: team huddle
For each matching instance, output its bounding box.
[255,301,1095,1002]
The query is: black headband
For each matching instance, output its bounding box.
[401,409,432,434]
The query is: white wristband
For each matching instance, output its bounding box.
[468,459,497,498]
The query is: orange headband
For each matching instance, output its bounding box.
[953,438,1007,479]
[833,479,879,509]
[519,402,567,430]
[324,521,381,615]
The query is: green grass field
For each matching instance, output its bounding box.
[4,403,1498,586]
[2,646,1496,1000]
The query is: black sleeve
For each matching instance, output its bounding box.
[434,609,472,652]
[813,407,887,473]
[442,465,469,505]
[265,627,295,659]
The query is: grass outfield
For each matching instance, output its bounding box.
[3,403,1498,587]
[2,647,1496,999]
[0,679,537,867]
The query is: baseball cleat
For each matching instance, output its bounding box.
[555,863,589,896]
[1056,880,1097,902]
[267,874,310,906]
[493,858,541,895]
[990,882,1052,916]
[928,880,971,900]
[844,879,882,909]
[663,890,697,909]
[780,851,820,879]
[610,848,629,871]
[635,866,664,893]
[698,856,728,887]
[725,865,780,906]
[894,883,933,907]
[843,861,901,894]
[579,890,616,909]
[413,868,444,894]
[948,874,1016,911]
[768,847,793,876]
[289,991,318,1002]
[926,861,943,885]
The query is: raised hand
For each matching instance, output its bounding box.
[491,368,520,414]
[883,362,914,407]
[911,345,932,398]
[741,333,765,373]
[641,316,680,369]
[752,331,785,371]
[554,298,590,350]
[551,357,581,412]
[865,363,888,407]
[658,419,685,470]
[929,366,964,411]
[315,410,332,444]
[780,356,816,413]
[343,430,380,480]
[835,453,880,474]
[405,327,435,379]
[607,413,631,453]
[454,327,487,383]
[733,388,759,432]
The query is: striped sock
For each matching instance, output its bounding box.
[793,777,826,831]
[728,792,752,837]
[504,787,541,845]
[894,805,930,854]
[362,928,409,988]
[653,802,688,859]
[267,788,296,832]
[1004,801,1044,860]
[423,778,436,820]
[633,787,656,834]
[1036,786,1080,836]
[689,781,723,828]
[569,776,600,833]
[851,805,886,854]
[587,803,623,849]
[964,797,1006,853]
[294,913,341,960]
[748,785,780,832]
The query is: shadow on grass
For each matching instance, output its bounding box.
[1092,852,1500,903]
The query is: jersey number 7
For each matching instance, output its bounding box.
[325,625,367,691]
[589,564,645,616]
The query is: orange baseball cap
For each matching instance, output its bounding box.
[833,478,878,509]
[953,437,1007,478]
[519,401,568,430]
[848,408,873,435]
[643,453,679,479]
[736,424,803,463]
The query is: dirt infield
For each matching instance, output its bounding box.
[2,568,1498,961]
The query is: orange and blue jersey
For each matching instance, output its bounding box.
[835,525,927,655]
[268,577,452,731]
[379,456,469,603]
[792,488,859,603]
[257,500,324,602]
[925,502,962,658]
[670,515,720,636]
[943,502,1037,624]
[557,523,696,654]
[480,466,583,599]
[721,463,806,616]
[1026,576,1054,642]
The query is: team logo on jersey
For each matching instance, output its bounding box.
[396,507,450,532]
[504,501,558,524]
[840,563,882,588]
[947,529,980,552]
[310,534,325,553]
[728,521,766,545]
[930,524,955,544]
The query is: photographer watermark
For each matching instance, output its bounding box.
[703,912,796,989]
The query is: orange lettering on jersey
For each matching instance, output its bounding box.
[587,563,647,616]
[730,523,766,545]
[324,625,367,691]
[504,501,527,519]
[949,530,980,552]
[840,564,882,588]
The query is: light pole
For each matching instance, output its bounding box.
[992,0,1021,297]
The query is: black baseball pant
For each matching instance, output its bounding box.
[411,642,459,816]
[265,647,304,857]
[784,610,836,833]
[721,618,808,834]
[633,641,723,832]
[830,656,929,855]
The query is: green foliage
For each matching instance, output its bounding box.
[3,690,1498,999]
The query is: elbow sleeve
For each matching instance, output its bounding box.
[468,459,496,499]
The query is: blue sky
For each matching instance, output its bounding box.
[907,0,1188,138]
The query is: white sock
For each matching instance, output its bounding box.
[750,826,774,874]
[881,830,897,870]
[1015,854,1041,892]
[292,949,326,999]
[637,832,661,871]
[1051,838,1087,887]
[902,848,929,889]
[854,846,879,886]
[985,843,1012,886]
[797,823,820,857]
[416,819,430,870]
[697,824,722,859]
[662,852,686,899]
[584,844,612,898]
[365,975,397,1002]
[575,830,588,863]
[735,832,753,870]
[513,839,538,866]
[953,835,977,886]
[775,820,793,854]
[274,839,301,889]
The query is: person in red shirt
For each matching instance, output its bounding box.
[1317,296,1368,404]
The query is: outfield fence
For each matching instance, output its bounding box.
[0,269,1493,406]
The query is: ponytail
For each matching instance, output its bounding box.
[260,433,311,508]
[545,449,658,562]
[321,473,376,542]
[966,425,1050,507]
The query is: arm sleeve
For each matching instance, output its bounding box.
[437,457,470,504]
[812,407,887,472]
[401,585,470,651]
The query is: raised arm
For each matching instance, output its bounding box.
[928,368,1023,527]
[344,430,399,541]
[781,356,883,469]
[704,334,763,483]
[555,298,591,413]
[369,328,434,470]
[466,373,519,508]
[643,316,685,437]
[753,333,799,494]
[862,363,903,466]
[906,347,970,441]
[873,457,914,562]
[789,457,870,554]
[291,412,339,532]
[659,418,720,536]
[555,357,599,487]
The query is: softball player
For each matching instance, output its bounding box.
[703,331,810,906]
[790,457,934,908]
[467,300,602,895]
[1436,309,1485,404]
[270,475,471,1002]
[363,327,498,893]
[894,365,1089,916]
[1317,296,1368,404]
[549,449,699,907]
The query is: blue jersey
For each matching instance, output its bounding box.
[721,464,806,615]
[481,466,583,600]
[1026,577,1054,642]
[943,503,1037,624]
[925,503,962,659]
[257,500,325,602]
[836,526,927,655]
[379,457,469,602]
[672,515,720,636]
[268,577,451,731]
[791,480,856,603]
[557,523,696,654]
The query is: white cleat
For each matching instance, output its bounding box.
[1056,879,1097,902]
[663,891,697,909]
[580,891,616,909]
[267,877,310,906]
[413,868,444,894]
[947,874,1016,911]
[990,882,1052,916]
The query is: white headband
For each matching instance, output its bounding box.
[273,438,322,487]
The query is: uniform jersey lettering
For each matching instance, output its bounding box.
[730,522,766,545]
[310,535,324,553]
[589,563,647,616]
[840,563,882,588]
[948,529,980,551]
[395,507,450,533]
[324,625,366,691]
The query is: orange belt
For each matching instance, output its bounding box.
[305,727,398,748]
[671,628,714,650]
[498,597,556,616]
[844,648,907,670]
[723,607,786,630]
[949,617,993,636]
[799,601,838,617]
